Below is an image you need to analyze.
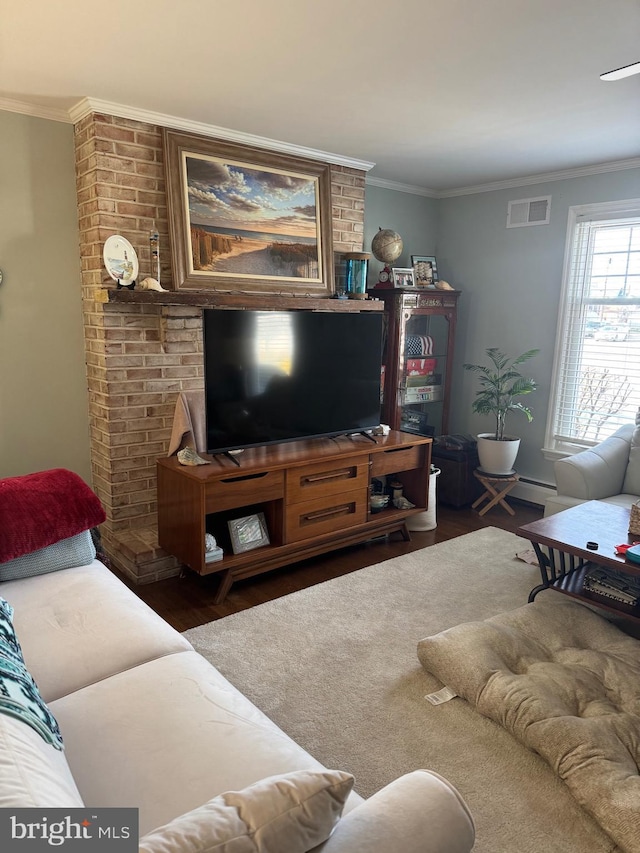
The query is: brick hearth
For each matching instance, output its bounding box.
[74,112,366,583]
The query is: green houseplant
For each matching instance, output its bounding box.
[463,347,539,474]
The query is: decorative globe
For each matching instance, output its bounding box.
[371,228,403,264]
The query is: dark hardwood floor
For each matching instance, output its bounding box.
[121,500,543,632]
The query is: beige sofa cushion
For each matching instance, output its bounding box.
[49,650,363,836]
[139,770,354,853]
[1,560,192,702]
[0,714,83,807]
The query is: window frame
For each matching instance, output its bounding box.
[543,198,640,460]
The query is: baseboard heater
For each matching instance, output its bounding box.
[510,477,556,508]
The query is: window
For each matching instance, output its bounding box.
[545,200,640,457]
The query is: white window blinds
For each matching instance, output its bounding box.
[547,202,640,455]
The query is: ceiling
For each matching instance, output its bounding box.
[2,0,639,194]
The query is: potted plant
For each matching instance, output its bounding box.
[463,347,539,474]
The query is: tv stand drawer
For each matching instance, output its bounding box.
[287,457,369,504]
[285,489,367,542]
[370,444,422,476]
[205,470,284,513]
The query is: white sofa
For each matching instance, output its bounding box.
[0,480,475,851]
[545,423,640,517]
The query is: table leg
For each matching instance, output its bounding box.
[214,568,235,604]
[528,542,552,601]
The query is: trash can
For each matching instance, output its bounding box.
[407,466,440,531]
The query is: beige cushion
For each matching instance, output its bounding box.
[139,770,353,853]
[0,713,83,807]
[310,770,475,853]
[49,650,363,836]
[417,597,640,853]
[1,560,192,702]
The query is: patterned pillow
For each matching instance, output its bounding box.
[0,597,63,749]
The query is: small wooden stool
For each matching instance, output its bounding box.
[472,469,520,517]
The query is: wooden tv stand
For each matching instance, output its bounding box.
[157,430,432,602]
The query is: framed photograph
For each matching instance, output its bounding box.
[392,267,415,288]
[228,512,270,554]
[411,255,439,287]
[163,129,334,295]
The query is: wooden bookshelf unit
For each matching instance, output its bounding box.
[157,430,432,602]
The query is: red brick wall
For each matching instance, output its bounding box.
[74,112,366,582]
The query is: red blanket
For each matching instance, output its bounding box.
[0,469,106,563]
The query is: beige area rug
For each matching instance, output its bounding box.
[184,528,617,853]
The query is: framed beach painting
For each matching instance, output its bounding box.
[163,129,334,295]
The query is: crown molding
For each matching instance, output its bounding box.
[68,97,376,172]
[0,97,71,123]
[437,157,640,198]
[365,175,438,198]
[4,95,638,196]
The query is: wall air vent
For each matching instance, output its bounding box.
[507,196,551,228]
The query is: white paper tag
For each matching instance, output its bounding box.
[424,686,458,705]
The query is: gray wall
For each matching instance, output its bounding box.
[437,168,640,485]
[0,111,91,482]
[364,184,438,286]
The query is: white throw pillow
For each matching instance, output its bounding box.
[139,769,354,853]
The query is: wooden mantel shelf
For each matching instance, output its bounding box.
[97,288,385,312]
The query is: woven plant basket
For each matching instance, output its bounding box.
[629,500,640,537]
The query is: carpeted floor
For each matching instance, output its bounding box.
[184,527,617,853]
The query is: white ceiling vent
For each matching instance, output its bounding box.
[506,195,551,228]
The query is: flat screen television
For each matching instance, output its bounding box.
[202,309,384,454]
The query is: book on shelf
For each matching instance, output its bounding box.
[406,357,438,376]
[583,564,640,606]
[405,373,442,388]
[402,386,443,404]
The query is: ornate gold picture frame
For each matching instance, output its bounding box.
[163,129,334,295]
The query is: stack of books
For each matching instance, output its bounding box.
[403,378,443,404]
[583,565,640,606]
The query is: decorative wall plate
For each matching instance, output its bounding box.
[103,235,139,285]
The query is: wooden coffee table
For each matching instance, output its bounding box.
[517,500,640,621]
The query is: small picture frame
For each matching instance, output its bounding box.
[411,255,439,287]
[391,267,415,288]
[228,512,270,554]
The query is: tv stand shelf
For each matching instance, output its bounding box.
[157,430,432,602]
